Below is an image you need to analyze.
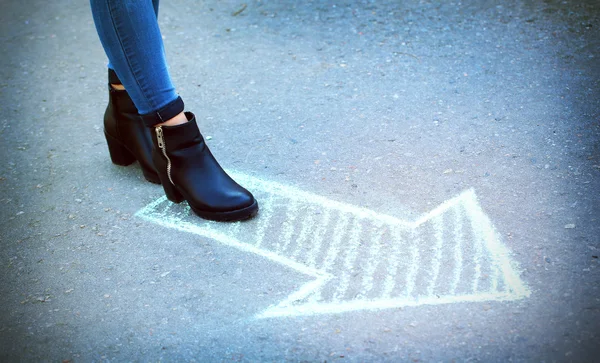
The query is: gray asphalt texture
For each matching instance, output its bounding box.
[1,0,599,361]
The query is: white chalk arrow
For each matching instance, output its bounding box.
[135,172,530,318]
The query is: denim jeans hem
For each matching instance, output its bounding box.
[141,96,185,127]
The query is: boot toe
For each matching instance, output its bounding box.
[200,187,255,213]
[189,190,258,221]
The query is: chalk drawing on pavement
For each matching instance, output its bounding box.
[135,172,530,318]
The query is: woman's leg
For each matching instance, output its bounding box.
[90,0,258,221]
[107,0,159,90]
[90,0,185,126]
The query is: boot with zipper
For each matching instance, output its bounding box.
[103,82,160,184]
[152,112,258,221]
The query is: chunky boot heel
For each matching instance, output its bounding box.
[105,131,136,166]
[103,70,160,184]
[151,113,259,222]
[160,179,185,203]
[141,169,161,185]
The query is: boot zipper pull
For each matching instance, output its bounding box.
[156,126,164,149]
[155,126,174,185]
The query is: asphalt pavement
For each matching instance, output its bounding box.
[1,0,599,361]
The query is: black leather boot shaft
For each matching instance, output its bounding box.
[152,113,258,221]
[104,86,160,184]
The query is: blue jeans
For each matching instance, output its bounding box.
[90,0,184,126]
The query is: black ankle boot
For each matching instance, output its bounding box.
[103,85,160,184]
[151,112,258,221]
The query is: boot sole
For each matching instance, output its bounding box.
[190,199,259,222]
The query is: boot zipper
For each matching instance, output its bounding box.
[155,126,174,185]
